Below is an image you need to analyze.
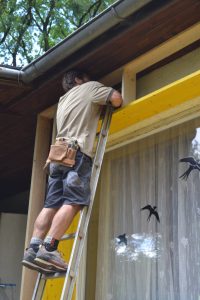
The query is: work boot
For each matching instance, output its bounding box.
[22,247,54,274]
[35,245,68,272]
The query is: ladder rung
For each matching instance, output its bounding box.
[94,162,100,168]
[101,130,107,136]
[69,270,75,278]
[78,231,84,239]
[60,233,76,241]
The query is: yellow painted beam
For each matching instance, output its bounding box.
[110,69,200,135]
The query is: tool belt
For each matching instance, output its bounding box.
[44,139,79,169]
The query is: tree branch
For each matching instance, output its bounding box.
[0,2,17,44]
[77,0,102,28]
[44,0,56,28]
[92,0,103,18]
[0,23,11,44]
[7,6,33,65]
[20,39,32,63]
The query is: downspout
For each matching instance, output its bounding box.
[0,0,152,85]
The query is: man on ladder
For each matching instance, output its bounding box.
[22,69,123,274]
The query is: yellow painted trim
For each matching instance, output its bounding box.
[109,69,200,135]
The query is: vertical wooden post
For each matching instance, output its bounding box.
[122,67,136,105]
[20,115,52,300]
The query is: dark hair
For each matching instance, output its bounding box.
[62,69,86,92]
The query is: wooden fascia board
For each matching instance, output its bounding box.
[125,22,200,74]
[106,69,200,149]
[102,22,200,87]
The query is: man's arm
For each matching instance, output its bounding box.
[90,81,123,107]
[109,90,123,108]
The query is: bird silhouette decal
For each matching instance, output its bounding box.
[116,233,127,246]
[179,156,200,180]
[140,205,160,223]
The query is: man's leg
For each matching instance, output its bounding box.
[33,207,59,239]
[35,204,82,271]
[22,207,58,273]
[29,207,58,251]
[48,204,82,239]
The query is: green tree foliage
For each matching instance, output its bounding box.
[0,0,115,67]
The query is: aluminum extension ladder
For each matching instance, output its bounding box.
[32,105,113,300]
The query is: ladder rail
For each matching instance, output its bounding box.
[60,105,113,300]
[32,273,46,300]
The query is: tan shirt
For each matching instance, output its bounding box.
[56,81,113,157]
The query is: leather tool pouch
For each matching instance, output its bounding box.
[44,140,78,170]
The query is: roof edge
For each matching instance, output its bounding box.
[0,0,152,85]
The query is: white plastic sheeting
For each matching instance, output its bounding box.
[95,117,200,300]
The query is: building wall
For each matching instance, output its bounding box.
[0,191,29,214]
[86,47,200,299]
[137,48,200,98]
[18,44,200,299]
[0,213,27,300]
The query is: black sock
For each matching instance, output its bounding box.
[29,237,43,253]
[29,243,40,253]
[44,236,59,252]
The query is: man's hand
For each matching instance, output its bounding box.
[110,90,123,108]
